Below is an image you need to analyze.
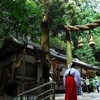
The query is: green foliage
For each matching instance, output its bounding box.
[50,37,66,49]
[89,77,95,90]
[50,36,66,54]
[48,0,66,36]
[73,32,100,65]
[1,0,100,67]
[74,47,94,65]
[89,76,100,88]
[93,29,100,52]
[71,0,100,66]
[24,0,42,42]
[0,0,42,46]
[64,0,81,25]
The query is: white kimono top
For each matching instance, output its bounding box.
[63,67,81,87]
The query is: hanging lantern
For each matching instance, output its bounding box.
[51,58,57,68]
[88,33,95,46]
[78,36,84,47]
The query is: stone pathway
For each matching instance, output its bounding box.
[55,92,100,100]
[78,92,100,100]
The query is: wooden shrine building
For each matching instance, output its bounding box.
[0,36,49,95]
[0,36,99,94]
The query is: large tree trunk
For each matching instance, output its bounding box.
[41,1,50,100]
[41,0,50,62]
[41,15,49,61]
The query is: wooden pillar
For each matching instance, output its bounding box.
[66,31,72,67]
[11,55,16,79]
[22,49,26,92]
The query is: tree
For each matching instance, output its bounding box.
[72,0,100,66]
[0,0,42,46]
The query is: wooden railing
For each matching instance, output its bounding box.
[16,81,56,100]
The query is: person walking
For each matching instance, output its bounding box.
[85,77,90,93]
[80,77,85,95]
[0,80,18,100]
[63,63,81,100]
[94,77,99,92]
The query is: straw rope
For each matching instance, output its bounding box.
[64,19,100,31]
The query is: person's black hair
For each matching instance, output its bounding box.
[71,63,75,67]
[5,80,18,96]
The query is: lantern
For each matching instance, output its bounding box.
[51,58,57,68]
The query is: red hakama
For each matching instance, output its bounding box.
[65,76,77,100]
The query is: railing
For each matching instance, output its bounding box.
[16,82,56,100]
